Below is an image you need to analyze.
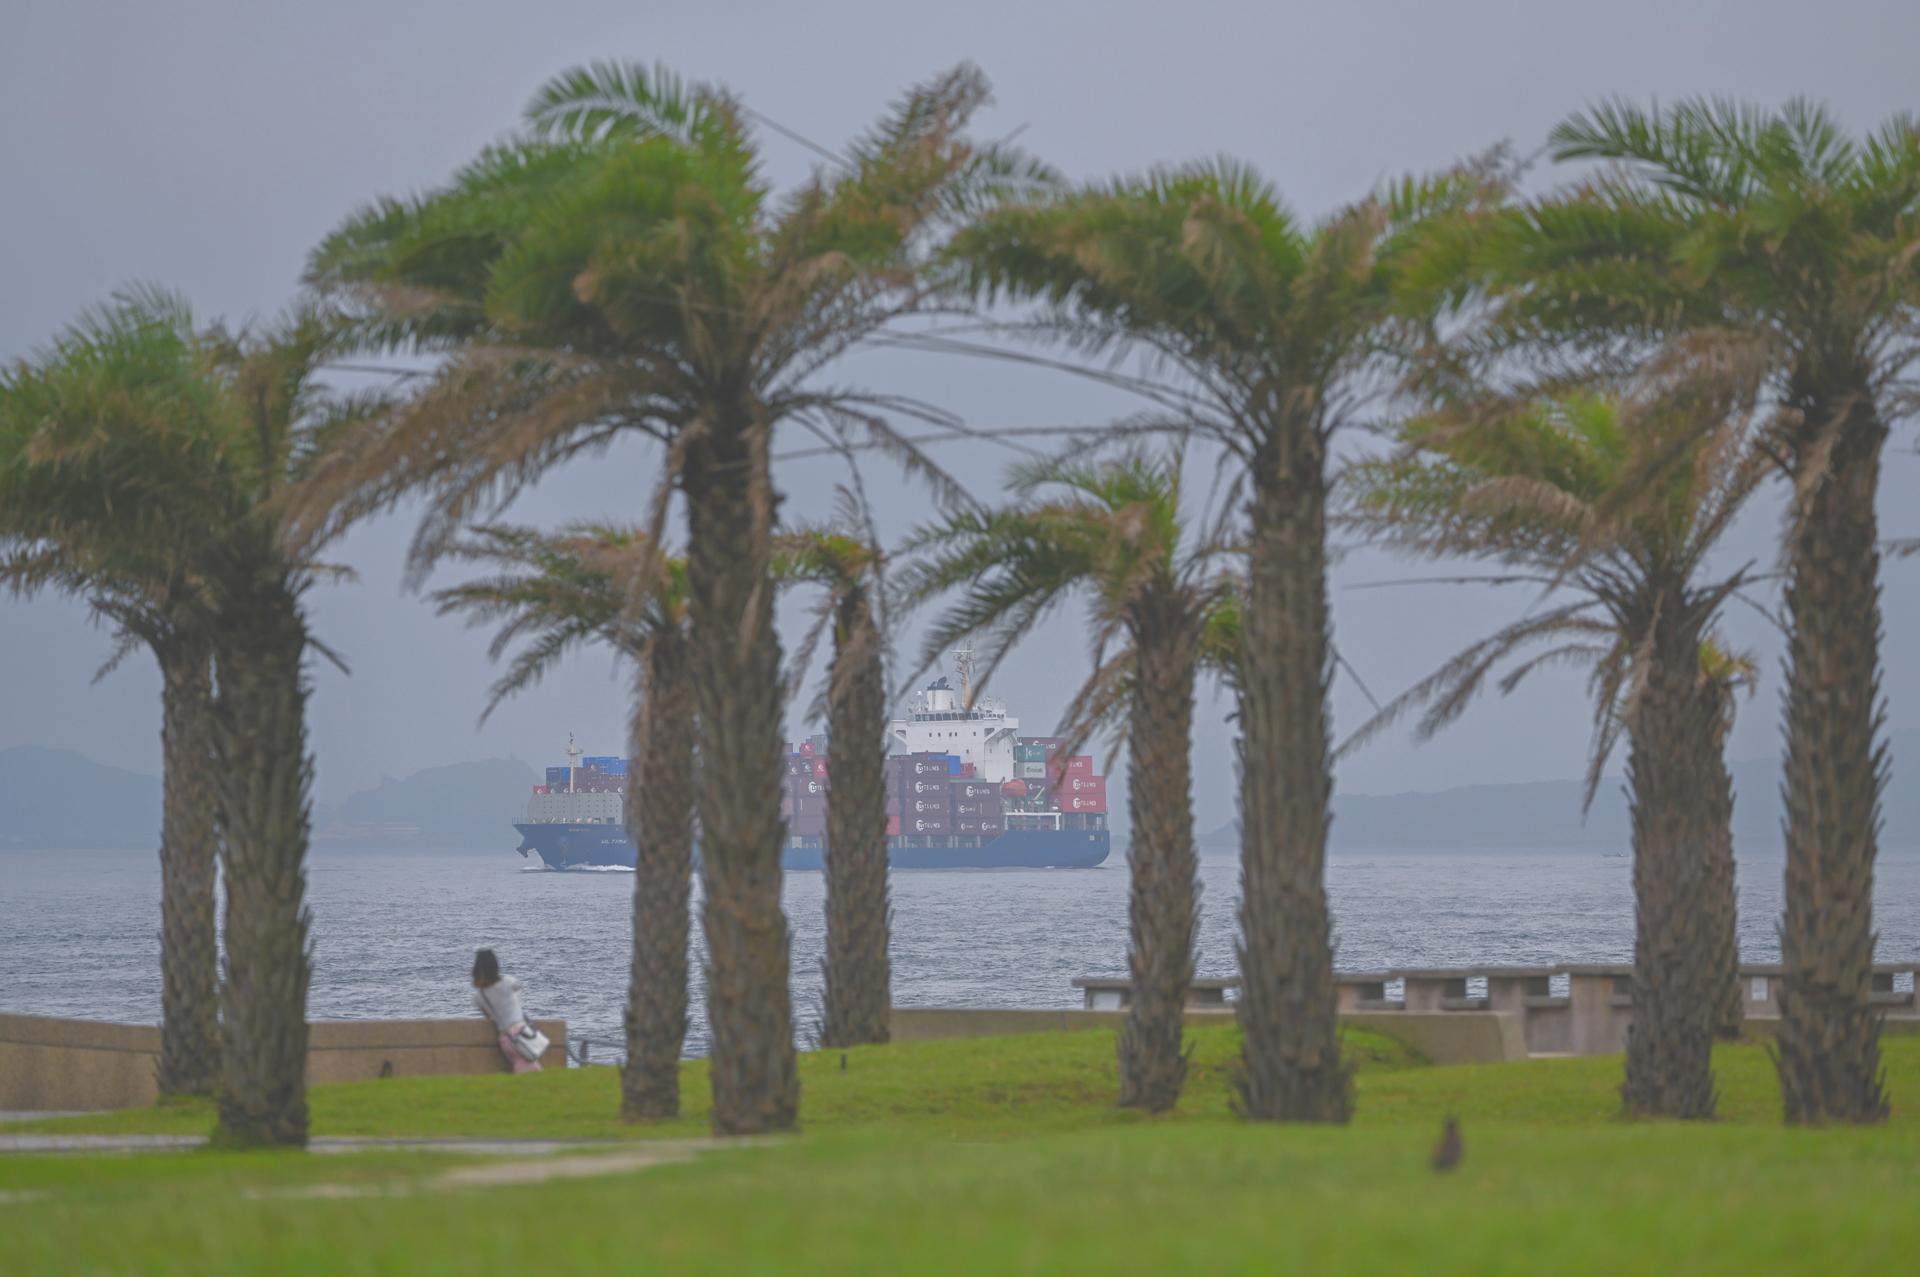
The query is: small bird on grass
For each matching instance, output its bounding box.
[1431,1116,1464,1172]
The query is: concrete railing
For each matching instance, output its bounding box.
[0,1014,568,1112]
[888,1004,1525,1065]
[1076,962,1920,1057]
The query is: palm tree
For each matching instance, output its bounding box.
[904,452,1220,1112]
[1486,100,1920,1122]
[4,292,386,1147]
[0,301,222,1099]
[778,526,893,1048]
[1344,391,1763,1117]
[950,163,1491,1121]
[303,61,1014,1135]
[434,524,694,1119]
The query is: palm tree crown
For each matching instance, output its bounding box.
[1344,390,1762,798]
[433,523,688,717]
[902,451,1215,691]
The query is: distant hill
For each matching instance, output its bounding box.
[0,746,537,852]
[318,758,539,849]
[0,745,162,849]
[1201,729,1920,852]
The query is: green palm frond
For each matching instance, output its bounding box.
[306,59,1004,583]
[1345,383,1763,796]
[432,522,686,719]
[903,449,1217,760]
[523,61,740,153]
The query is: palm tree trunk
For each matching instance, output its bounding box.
[156,639,221,1098]
[1620,614,1720,1118]
[1702,688,1743,1041]
[683,408,799,1135]
[1776,392,1889,1124]
[1117,602,1199,1113]
[821,588,892,1048]
[210,569,314,1148]
[622,629,695,1119]
[1235,442,1351,1123]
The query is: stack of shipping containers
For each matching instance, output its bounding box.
[775,737,1108,843]
[950,778,1003,837]
[889,752,955,839]
[1006,736,1108,830]
[782,746,828,838]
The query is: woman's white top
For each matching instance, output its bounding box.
[474,975,527,1031]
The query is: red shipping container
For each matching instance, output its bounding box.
[886,814,901,836]
[955,817,1005,835]
[1062,774,1107,801]
[812,759,829,778]
[950,780,997,801]
[903,795,949,819]
[1047,754,1095,781]
[903,776,947,799]
[904,812,949,835]
[1063,792,1107,814]
[533,785,549,795]
[952,799,995,818]
[886,795,901,816]
[790,777,826,800]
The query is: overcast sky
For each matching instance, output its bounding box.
[4,0,1917,832]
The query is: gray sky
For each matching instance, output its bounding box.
[4,0,1917,830]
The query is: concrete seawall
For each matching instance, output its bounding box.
[0,1014,568,1112]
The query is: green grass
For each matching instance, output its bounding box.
[8,1028,1920,1275]
[11,1023,1422,1140]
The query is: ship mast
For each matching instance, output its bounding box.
[954,644,975,711]
[566,733,582,794]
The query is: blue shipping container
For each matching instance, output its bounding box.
[945,756,962,774]
[545,767,570,786]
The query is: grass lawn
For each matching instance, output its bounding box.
[8,1026,1919,1274]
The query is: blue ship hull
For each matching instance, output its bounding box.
[513,823,1110,871]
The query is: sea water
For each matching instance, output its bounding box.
[3,844,1917,1060]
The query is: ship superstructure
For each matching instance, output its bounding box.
[513,654,1111,870]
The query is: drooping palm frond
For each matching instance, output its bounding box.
[1343,386,1764,804]
[432,522,687,720]
[902,449,1220,777]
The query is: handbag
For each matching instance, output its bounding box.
[505,1020,551,1063]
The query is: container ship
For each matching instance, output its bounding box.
[513,654,1111,871]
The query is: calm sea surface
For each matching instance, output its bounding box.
[4,845,1917,1059]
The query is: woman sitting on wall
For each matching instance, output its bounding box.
[472,948,547,1073]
